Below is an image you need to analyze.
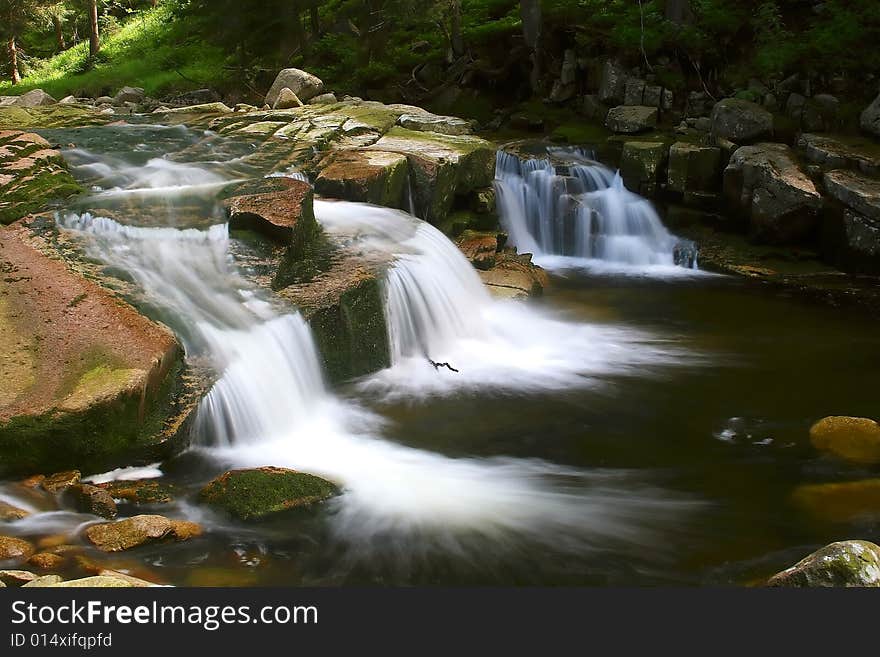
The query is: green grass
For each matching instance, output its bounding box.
[0,6,227,100]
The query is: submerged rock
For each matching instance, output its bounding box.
[0,536,35,561]
[809,416,880,464]
[0,222,185,477]
[0,500,30,521]
[768,540,880,587]
[604,106,658,134]
[265,68,324,107]
[199,467,338,521]
[792,479,880,523]
[723,143,821,243]
[27,552,65,570]
[84,514,202,552]
[97,479,175,505]
[710,98,773,143]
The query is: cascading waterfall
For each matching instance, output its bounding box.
[314,200,686,399]
[495,148,698,271]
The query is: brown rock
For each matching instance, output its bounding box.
[27,552,65,570]
[0,536,35,561]
[97,569,160,587]
[22,574,64,587]
[67,483,118,518]
[84,514,202,552]
[41,470,81,493]
[792,479,880,523]
[0,500,30,521]
[225,181,317,245]
[456,230,501,270]
[478,253,549,299]
[315,150,409,209]
[810,416,880,464]
[0,569,36,585]
[97,479,174,505]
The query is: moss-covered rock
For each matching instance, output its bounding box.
[97,479,175,505]
[667,142,722,196]
[767,540,880,587]
[809,416,880,464]
[619,141,669,196]
[0,104,112,129]
[199,467,338,521]
[315,149,409,209]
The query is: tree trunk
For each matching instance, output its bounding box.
[53,14,67,51]
[519,0,542,94]
[450,0,464,57]
[7,36,20,85]
[310,4,320,38]
[89,0,100,58]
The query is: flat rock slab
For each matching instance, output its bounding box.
[824,169,880,222]
[315,149,409,208]
[798,133,880,176]
[84,514,202,552]
[0,222,182,475]
[225,180,316,245]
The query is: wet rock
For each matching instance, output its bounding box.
[0,129,80,224]
[199,467,338,521]
[226,180,318,247]
[114,86,145,105]
[0,221,184,477]
[161,102,233,115]
[84,514,203,552]
[860,92,880,138]
[456,230,501,270]
[273,87,303,110]
[22,574,64,587]
[723,143,821,243]
[0,536,35,561]
[598,60,628,105]
[265,68,324,107]
[604,106,658,134]
[11,89,56,108]
[67,484,118,518]
[309,93,338,105]
[619,141,669,196]
[478,253,549,299]
[710,98,773,143]
[398,112,472,136]
[0,104,110,129]
[41,470,81,493]
[0,500,30,521]
[27,552,65,570]
[471,187,496,214]
[668,142,721,195]
[0,569,36,585]
[809,416,880,464]
[97,479,175,505]
[824,170,880,222]
[767,541,880,587]
[315,150,409,209]
[792,479,880,523]
[822,170,880,271]
[797,133,880,176]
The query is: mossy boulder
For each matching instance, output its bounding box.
[809,416,880,464]
[768,540,880,587]
[199,467,338,521]
[0,104,112,129]
[668,142,722,195]
[619,141,669,196]
[0,130,81,225]
[315,149,409,209]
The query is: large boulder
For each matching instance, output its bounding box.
[822,170,880,271]
[767,541,880,587]
[315,149,409,209]
[265,68,324,107]
[598,60,628,105]
[710,98,773,143]
[11,89,56,108]
[0,220,185,477]
[84,514,202,552]
[668,142,722,195]
[860,92,880,138]
[604,106,658,134]
[199,467,338,520]
[809,415,880,464]
[113,86,144,105]
[0,130,80,224]
[619,141,669,196]
[723,143,822,243]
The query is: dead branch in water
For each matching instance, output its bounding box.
[429,359,459,373]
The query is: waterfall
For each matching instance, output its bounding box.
[494,148,698,271]
[314,200,685,399]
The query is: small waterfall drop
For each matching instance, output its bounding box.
[495,147,698,271]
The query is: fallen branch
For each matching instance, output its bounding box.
[429,359,459,373]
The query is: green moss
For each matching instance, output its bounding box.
[272,229,337,290]
[550,122,611,145]
[199,467,338,521]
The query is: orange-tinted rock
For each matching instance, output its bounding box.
[225,181,318,246]
[84,514,202,552]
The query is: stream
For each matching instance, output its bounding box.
[2,119,879,586]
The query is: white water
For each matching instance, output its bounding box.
[495,149,699,274]
[315,200,686,399]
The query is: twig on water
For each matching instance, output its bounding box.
[429,359,459,373]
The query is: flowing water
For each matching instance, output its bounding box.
[2,121,879,586]
[495,145,699,273]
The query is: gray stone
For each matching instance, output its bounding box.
[559,49,578,86]
[114,86,144,105]
[12,89,56,107]
[723,142,822,243]
[860,92,880,138]
[711,98,773,143]
[398,112,472,136]
[604,106,658,134]
[581,94,605,120]
[643,85,663,108]
[624,78,646,106]
[273,87,303,110]
[824,169,880,222]
[797,133,880,176]
[598,60,628,105]
[619,141,668,195]
[308,93,338,105]
[661,88,674,111]
[668,142,721,195]
[265,68,324,107]
[768,540,880,587]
